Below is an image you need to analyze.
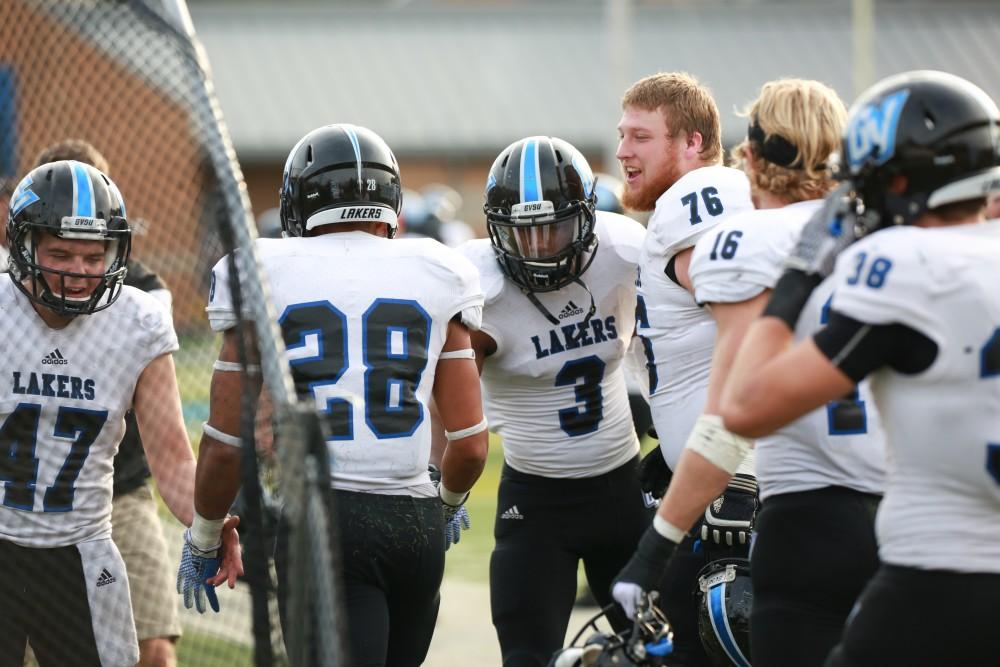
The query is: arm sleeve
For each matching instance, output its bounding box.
[813,311,938,383]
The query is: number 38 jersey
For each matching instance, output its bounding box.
[829,223,1000,574]
[459,212,645,478]
[689,200,886,500]
[0,279,178,547]
[637,166,753,468]
[208,232,484,495]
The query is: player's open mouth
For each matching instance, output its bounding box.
[623,166,641,185]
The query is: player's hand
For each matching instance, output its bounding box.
[612,525,677,618]
[701,473,758,550]
[207,515,243,588]
[785,182,859,279]
[178,526,225,613]
[429,464,471,550]
[638,447,672,500]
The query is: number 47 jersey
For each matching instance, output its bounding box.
[0,280,178,547]
[207,232,484,494]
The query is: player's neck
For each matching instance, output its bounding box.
[27,297,75,329]
[752,190,793,210]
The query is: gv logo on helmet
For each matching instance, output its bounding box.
[10,175,39,217]
[846,89,910,171]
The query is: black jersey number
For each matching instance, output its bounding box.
[0,403,107,512]
[555,356,606,437]
[635,295,658,393]
[280,299,430,440]
[681,186,724,225]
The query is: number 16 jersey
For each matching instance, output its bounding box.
[459,212,645,478]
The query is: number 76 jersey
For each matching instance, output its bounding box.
[207,233,484,493]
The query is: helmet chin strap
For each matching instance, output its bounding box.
[522,276,597,327]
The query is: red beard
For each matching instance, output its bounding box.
[621,158,685,212]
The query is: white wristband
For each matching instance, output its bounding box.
[213,359,260,373]
[190,510,225,551]
[653,515,686,544]
[445,416,488,441]
[438,349,475,360]
[684,414,754,476]
[438,483,469,507]
[203,422,242,448]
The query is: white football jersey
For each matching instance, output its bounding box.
[637,166,753,468]
[830,222,1000,573]
[208,232,484,495]
[460,212,645,478]
[691,200,886,500]
[0,280,178,547]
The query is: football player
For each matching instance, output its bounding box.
[458,136,649,666]
[0,160,240,667]
[32,139,183,667]
[720,71,1000,666]
[616,72,753,665]
[192,124,488,666]
[616,79,887,667]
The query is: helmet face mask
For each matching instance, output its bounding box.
[842,70,1000,235]
[485,136,598,293]
[7,160,131,316]
[280,124,402,238]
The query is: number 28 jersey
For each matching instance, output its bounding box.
[689,200,885,500]
[459,212,645,478]
[0,279,178,547]
[207,232,484,494]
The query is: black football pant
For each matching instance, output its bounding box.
[825,565,1000,667]
[751,486,880,667]
[276,489,445,667]
[490,456,654,667]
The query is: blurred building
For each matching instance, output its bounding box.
[191,0,1000,233]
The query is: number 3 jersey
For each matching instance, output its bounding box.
[207,232,484,495]
[829,223,1000,574]
[689,200,886,500]
[459,211,645,478]
[637,166,753,468]
[0,279,178,547]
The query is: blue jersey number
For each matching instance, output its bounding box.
[635,295,658,393]
[980,327,1000,485]
[0,403,107,512]
[709,229,743,261]
[681,186,724,225]
[280,299,430,440]
[555,356,606,437]
[846,252,893,289]
[820,296,868,435]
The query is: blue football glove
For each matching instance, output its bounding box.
[442,501,471,549]
[177,530,221,613]
[429,464,471,550]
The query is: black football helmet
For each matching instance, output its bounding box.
[696,558,752,667]
[279,124,402,238]
[842,70,1000,234]
[485,136,598,293]
[594,172,626,214]
[548,596,674,667]
[7,160,131,316]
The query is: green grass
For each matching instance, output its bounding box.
[176,631,257,666]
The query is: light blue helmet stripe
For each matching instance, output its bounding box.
[343,125,364,194]
[709,582,751,667]
[70,161,95,218]
[10,174,39,217]
[521,138,541,202]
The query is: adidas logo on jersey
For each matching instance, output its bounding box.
[558,300,584,320]
[41,348,68,365]
[96,568,116,587]
[500,505,524,520]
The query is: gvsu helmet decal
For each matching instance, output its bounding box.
[845,89,910,171]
